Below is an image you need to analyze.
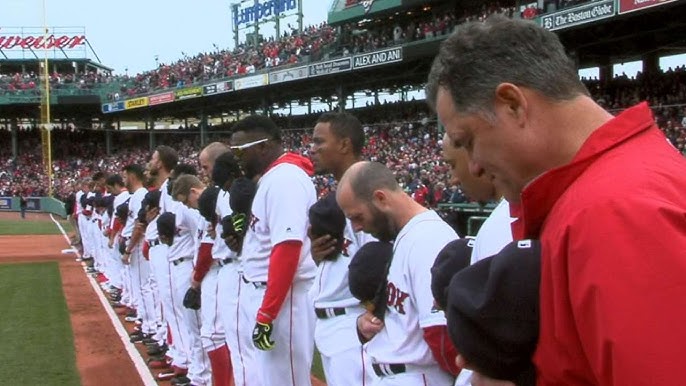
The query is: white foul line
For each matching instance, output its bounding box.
[50,214,158,386]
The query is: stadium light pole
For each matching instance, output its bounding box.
[41,0,53,197]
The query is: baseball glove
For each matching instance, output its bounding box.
[183,287,201,310]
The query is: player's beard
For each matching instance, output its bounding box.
[368,204,397,243]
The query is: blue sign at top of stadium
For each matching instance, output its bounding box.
[233,0,297,27]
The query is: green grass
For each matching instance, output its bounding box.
[312,347,325,381]
[0,262,80,385]
[0,218,72,235]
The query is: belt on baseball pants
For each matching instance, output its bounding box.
[172,257,190,266]
[314,307,347,319]
[149,239,162,247]
[372,363,406,377]
[216,258,233,267]
[241,274,267,288]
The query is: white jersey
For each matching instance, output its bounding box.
[168,203,200,261]
[211,189,236,261]
[110,190,131,229]
[241,162,317,282]
[455,199,514,386]
[159,178,175,214]
[122,187,147,238]
[366,210,457,366]
[75,190,85,215]
[312,220,376,308]
[84,191,96,217]
[470,199,514,264]
[196,217,214,263]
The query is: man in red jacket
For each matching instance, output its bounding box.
[428,15,686,386]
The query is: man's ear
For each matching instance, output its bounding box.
[372,189,389,210]
[494,82,528,127]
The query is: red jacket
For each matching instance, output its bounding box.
[514,102,686,385]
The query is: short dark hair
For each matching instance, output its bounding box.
[426,16,588,116]
[316,112,365,156]
[105,174,124,187]
[232,115,282,142]
[92,171,106,181]
[156,145,178,172]
[172,163,198,177]
[349,161,400,201]
[123,164,145,182]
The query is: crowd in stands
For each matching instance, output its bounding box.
[1,0,544,100]
[2,67,686,206]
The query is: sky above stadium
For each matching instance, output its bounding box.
[2,0,329,75]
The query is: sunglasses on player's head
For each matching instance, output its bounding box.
[230,138,269,157]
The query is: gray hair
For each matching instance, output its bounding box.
[426,15,588,116]
[349,161,401,202]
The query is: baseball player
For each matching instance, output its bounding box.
[166,165,211,386]
[440,132,515,386]
[229,115,317,386]
[120,164,158,344]
[336,161,460,385]
[173,172,234,386]
[143,145,181,375]
[308,112,376,386]
[203,146,254,386]
[105,174,130,303]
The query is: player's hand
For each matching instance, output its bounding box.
[121,252,131,265]
[357,311,384,341]
[252,321,275,351]
[224,234,243,253]
[145,207,159,223]
[308,226,337,265]
[454,356,515,386]
[107,239,113,249]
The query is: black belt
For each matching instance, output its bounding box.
[172,257,190,266]
[149,239,162,247]
[217,258,233,267]
[315,307,347,319]
[372,363,406,377]
[241,275,267,288]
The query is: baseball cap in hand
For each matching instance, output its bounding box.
[157,212,176,246]
[198,186,220,223]
[115,202,129,224]
[144,190,161,209]
[348,241,393,319]
[229,177,257,214]
[308,192,346,261]
[431,237,474,311]
[446,239,540,385]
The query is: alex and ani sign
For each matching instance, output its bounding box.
[540,0,615,31]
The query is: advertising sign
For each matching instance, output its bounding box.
[308,58,352,78]
[234,74,269,90]
[203,81,234,95]
[0,197,10,210]
[124,97,149,110]
[149,92,175,105]
[618,0,678,14]
[102,101,126,114]
[353,47,403,69]
[174,86,203,100]
[269,66,309,84]
[540,0,615,31]
[233,0,298,27]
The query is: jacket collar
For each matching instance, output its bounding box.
[513,102,655,238]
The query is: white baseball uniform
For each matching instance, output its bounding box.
[366,210,457,386]
[74,189,85,244]
[311,219,377,386]
[167,202,211,386]
[80,191,96,259]
[214,189,258,386]
[123,187,157,335]
[108,189,130,292]
[240,161,317,386]
[454,199,513,386]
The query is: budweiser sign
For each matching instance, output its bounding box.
[0,30,86,50]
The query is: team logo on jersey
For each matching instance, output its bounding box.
[386,281,410,315]
[197,229,204,240]
[341,238,352,257]
[249,214,260,232]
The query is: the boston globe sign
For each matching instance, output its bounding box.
[540,0,616,31]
